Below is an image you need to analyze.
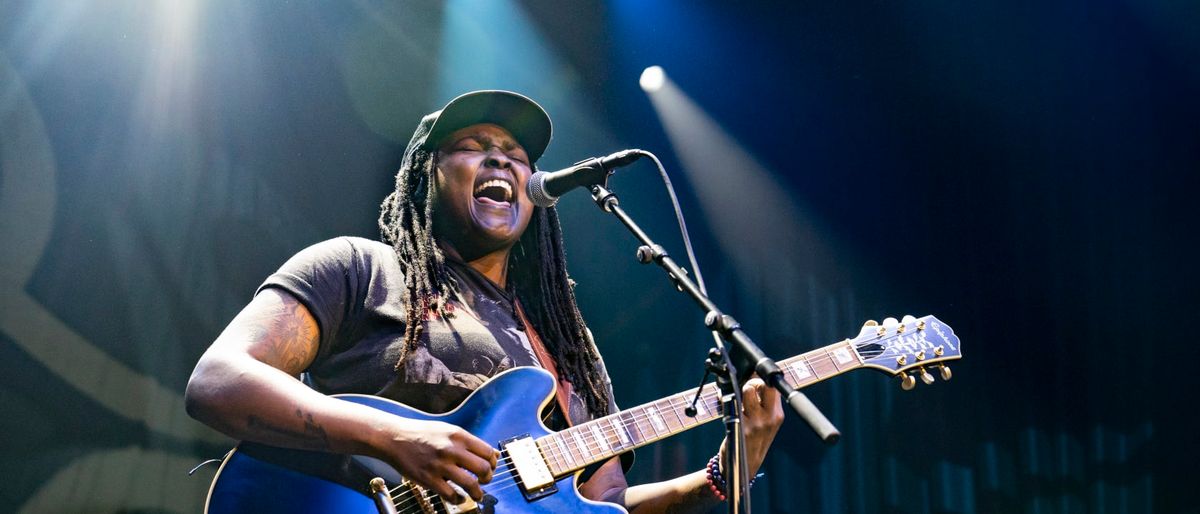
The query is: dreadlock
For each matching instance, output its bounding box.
[377,149,612,419]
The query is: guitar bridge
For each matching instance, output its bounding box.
[500,434,557,501]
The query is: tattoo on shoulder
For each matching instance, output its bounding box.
[247,409,331,450]
[247,293,318,373]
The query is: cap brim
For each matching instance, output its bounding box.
[424,90,552,163]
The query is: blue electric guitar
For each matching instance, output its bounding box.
[204,315,961,513]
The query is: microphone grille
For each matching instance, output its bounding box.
[526,171,559,208]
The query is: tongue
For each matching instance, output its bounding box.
[475,186,510,205]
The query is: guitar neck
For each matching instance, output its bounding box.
[537,339,864,476]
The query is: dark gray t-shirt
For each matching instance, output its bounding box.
[258,236,616,428]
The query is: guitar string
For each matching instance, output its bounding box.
[399,345,857,491]
[385,392,751,514]
[448,331,912,477]
[384,391,719,507]
[385,385,748,508]
[389,372,920,511]
[385,332,943,509]
[517,331,946,472]
[506,329,948,474]
[384,393,715,503]
[528,342,865,467]
[388,347,859,498]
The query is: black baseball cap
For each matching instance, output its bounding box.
[420,90,553,163]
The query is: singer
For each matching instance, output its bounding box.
[185,90,783,513]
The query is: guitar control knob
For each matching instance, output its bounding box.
[899,372,916,390]
[939,364,952,381]
[920,367,935,385]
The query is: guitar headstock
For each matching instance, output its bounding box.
[851,315,961,390]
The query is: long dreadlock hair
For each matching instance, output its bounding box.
[377,145,612,419]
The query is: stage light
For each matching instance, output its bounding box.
[642,75,843,294]
[640,66,665,93]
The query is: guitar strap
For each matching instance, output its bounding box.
[514,300,574,426]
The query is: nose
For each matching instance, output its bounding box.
[483,148,513,170]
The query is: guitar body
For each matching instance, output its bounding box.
[204,315,963,513]
[205,367,626,514]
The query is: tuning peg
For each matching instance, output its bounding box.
[863,319,878,327]
[899,372,916,390]
[882,317,899,328]
[938,364,952,381]
[919,367,935,385]
[901,314,916,324]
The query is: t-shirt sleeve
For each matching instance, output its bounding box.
[256,237,362,363]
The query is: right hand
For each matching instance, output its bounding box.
[376,418,500,502]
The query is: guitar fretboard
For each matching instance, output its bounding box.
[536,339,864,476]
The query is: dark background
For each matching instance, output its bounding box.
[1,0,1196,512]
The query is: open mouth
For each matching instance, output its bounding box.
[473,179,514,206]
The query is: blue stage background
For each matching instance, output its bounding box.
[0,0,1194,512]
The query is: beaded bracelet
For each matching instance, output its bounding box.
[705,455,727,501]
[705,454,759,501]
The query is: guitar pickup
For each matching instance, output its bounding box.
[500,435,557,501]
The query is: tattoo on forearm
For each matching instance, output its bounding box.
[663,485,712,514]
[247,408,331,450]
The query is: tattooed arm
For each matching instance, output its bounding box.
[185,288,499,501]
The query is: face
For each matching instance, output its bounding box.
[431,123,535,261]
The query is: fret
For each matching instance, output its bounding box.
[827,343,857,371]
[702,391,720,420]
[682,386,720,424]
[610,417,632,448]
[553,433,577,470]
[597,419,619,453]
[655,400,673,431]
[619,411,642,446]
[536,336,884,478]
[571,428,591,458]
[645,405,667,435]
[785,357,815,387]
[808,352,835,379]
[662,398,685,432]
[589,423,611,453]
[537,438,562,475]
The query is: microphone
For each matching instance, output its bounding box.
[527,150,642,207]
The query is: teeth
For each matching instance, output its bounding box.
[473,179,513,202]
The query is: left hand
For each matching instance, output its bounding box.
[720,378,784,477]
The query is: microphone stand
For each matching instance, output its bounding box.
[588,184,841,514]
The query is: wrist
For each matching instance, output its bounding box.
[705,453,760,502]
